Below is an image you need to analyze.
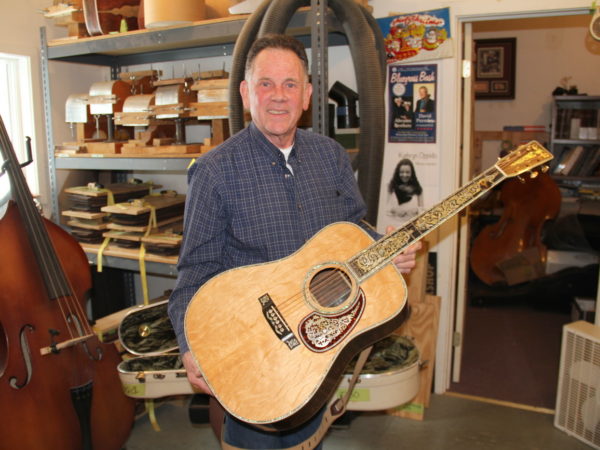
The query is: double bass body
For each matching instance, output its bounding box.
[0,201,135,449]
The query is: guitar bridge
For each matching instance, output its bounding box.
[258,294,300,350]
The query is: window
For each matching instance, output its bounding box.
[0,52,38,205]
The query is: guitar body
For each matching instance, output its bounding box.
[185,222,408,429]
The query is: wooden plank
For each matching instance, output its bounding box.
[121,143,202,155]
[388,294,441,420]
[101,194,185,215]
[62,209,107,219]
[68,219,110,231]
[86,141,124,154]
[106,215,183,233]
[403,240,429,306]
[65,182,156,197]
[190,102,229,119]
[81,242,178,265]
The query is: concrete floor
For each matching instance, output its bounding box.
[124,394,591,449]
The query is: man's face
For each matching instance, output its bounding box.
[240,48,312,148]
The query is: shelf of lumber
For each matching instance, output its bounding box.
[81,242,178,276]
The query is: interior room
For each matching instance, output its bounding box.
[0,1,598,449]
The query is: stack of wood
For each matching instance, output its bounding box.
[189,69,232,151]
[100,191,185,250]
[62,181,156,243]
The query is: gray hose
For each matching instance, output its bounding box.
[228,0,274,135]
[228,0,385,224]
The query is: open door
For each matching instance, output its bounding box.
[451,22,475,383]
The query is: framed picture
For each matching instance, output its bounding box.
[474,38,516,100]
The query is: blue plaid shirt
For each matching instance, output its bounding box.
[168,123,377,352]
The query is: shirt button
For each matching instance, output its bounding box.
[285,174,291,179]
[271,162,276,166]
[297,204,302,210]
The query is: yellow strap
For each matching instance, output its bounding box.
[146,205,157,236]
[139,244,149,305]
[145,399,161,432]
[96,236,111,272]
[95,188,115,206]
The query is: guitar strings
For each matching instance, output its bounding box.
[275,267,358,316]
[0,118,93,346]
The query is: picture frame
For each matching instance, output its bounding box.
[474,38,516,100]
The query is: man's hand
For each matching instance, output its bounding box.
[182,351,214,396]
[386,225,422,274]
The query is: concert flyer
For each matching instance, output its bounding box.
[388,63,438,144]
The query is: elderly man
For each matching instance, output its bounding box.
[169,33,419,449]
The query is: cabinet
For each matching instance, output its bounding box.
[40,12,346,276]
[549,95,600,182]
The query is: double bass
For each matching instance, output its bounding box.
[470,169,561,286]
[0,116,135,449]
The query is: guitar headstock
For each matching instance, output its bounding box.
[496,140,554,178]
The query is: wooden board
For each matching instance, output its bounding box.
[388,294,441,421]
[86,141,124,154]
[101,194,185,215]
[62,209,107,220]
[190,102,229,119]
[65,182,156,198]
[121,143,202,155]
[403,241,429,306]
[68,219,110,231]
[81,242,178,265]
[106,215,183,233]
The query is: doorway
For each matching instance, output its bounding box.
[449,13,600,410]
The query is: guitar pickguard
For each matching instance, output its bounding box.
[298,289,365,352]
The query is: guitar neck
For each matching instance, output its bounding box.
[347,165,506,280]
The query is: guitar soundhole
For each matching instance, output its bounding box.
[308,268,352,309]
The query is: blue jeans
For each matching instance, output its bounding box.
[223,407,325,449]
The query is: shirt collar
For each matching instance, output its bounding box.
[248,122,299,163]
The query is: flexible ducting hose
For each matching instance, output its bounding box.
[228,0,385,225]
[228,0,273,135]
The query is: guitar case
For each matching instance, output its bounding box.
[334,334,421,411]
[115,300,421,410]
[117,300,194,398]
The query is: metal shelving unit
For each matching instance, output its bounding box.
[41,8,343,276]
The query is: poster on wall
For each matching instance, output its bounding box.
[388,64,437,143]
[376,144,439,231]
[377,8,453,64]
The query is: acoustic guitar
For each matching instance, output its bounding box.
[185,141,553,430]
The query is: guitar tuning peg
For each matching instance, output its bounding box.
[540,165,549,173]
[517,175,526,183]
[529,170,539,179]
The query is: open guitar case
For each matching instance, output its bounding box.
[116,300,422,433]
[116,300,218,431]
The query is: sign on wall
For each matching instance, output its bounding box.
[388,63,438,144]
[377,8,453,64]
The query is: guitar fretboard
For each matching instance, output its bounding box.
[347,166,505,280]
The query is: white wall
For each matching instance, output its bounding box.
[0,0,105,216]
[474,15,599,131]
